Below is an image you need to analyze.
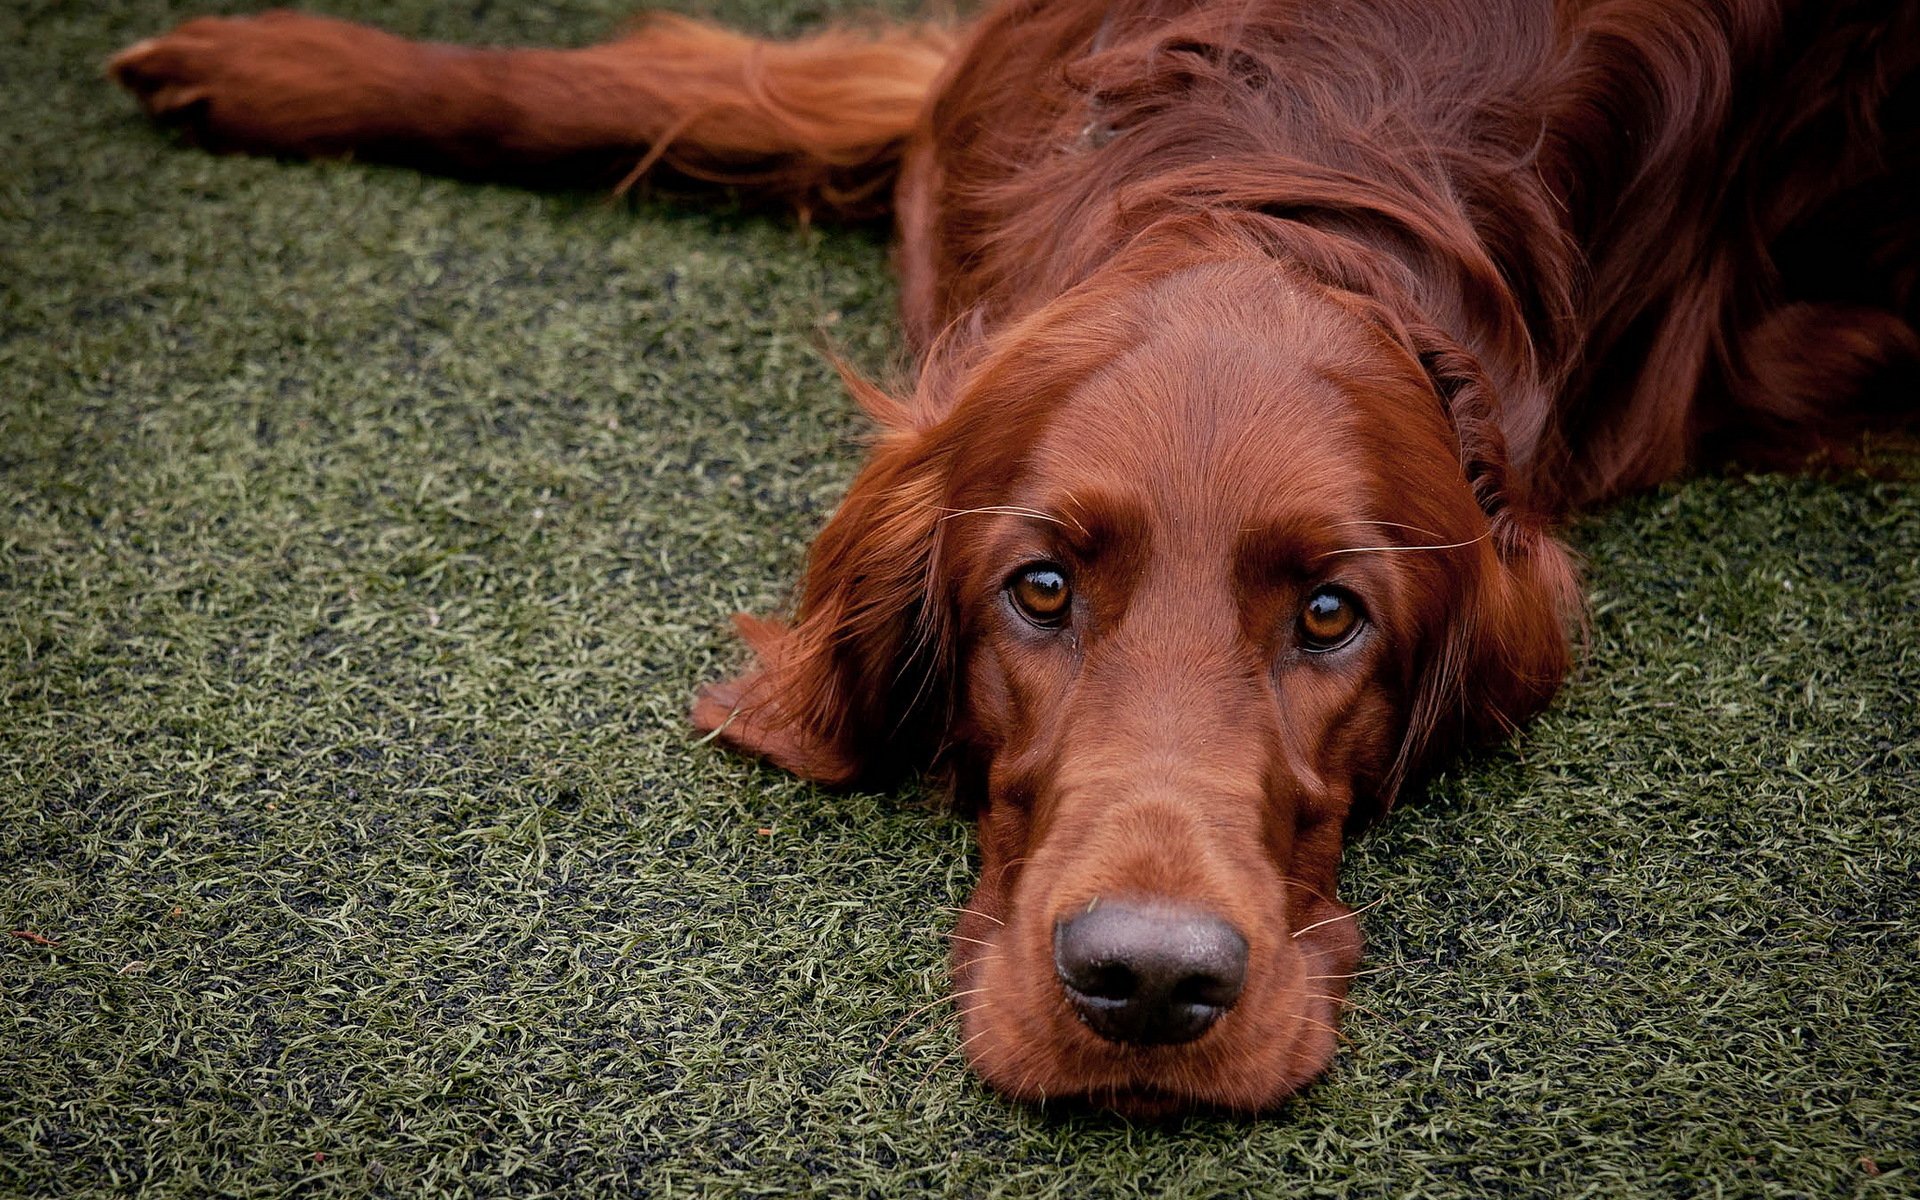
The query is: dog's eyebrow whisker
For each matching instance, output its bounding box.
[1316,529,1493,558]
[1325,518,1447,537]
[933,504,1067,526]
[1291,893,1387,937]
[1060,491,1091,537]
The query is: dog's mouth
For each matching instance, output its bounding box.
[1029,1080,1227,1121]
[947,888,1363,1114]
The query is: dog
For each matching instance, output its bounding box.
[110,0,1918,1114]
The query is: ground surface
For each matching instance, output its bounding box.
[3,1,1917,1196]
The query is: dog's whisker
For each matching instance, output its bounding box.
[943,955,1004,981]
[1011,1059,1046,1106]
[872,986,992,1063]
[1291,1013,1348,1044]
[1302,964,1397,980]
[1291,893,1387,938]
[908,1026,996,1100]
[1280,877,1340,908]
[909,1046,965,1095]
[935,904,1005,926]
[1301,993,1390,1023]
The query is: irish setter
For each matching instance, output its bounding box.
[111,0,1917,1114]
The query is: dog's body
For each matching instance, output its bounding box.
[113,0,1918,1113]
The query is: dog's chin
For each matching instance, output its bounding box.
[1030,1035,1344,1119]
[949,908,1362,1115]
[1007,1081,1252,1122]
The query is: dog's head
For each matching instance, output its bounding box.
[694,253,1577,1114]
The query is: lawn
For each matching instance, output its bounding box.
[2,1,1915,1196]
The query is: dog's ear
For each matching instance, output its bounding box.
[1386,328,1583,800]
[691,377,950,786]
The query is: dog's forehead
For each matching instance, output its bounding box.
[1025,269,1399,532]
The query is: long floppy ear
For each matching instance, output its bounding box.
[690,378,951,786]
[1387,327,1584,800]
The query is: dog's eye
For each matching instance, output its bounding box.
[1299,586,1363,651]
[1008,564,1071,626]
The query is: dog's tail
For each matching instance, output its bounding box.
[592,14,957,217]
[109,11,958,219]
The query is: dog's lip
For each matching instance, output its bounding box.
[1040,1075,1255,1119]
[1077,1082,1193,1117]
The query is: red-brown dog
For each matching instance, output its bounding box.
[111,0,1918,1114]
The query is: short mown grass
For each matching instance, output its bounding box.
[3,1,1915,1196]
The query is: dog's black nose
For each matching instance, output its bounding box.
[1053,901,1248,1045]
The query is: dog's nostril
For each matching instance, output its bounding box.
[1170,970,1240,1009]
[1053,901,1249,1046]
[1079,962,1139,1002]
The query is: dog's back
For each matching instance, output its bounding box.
[896,0,1919,504]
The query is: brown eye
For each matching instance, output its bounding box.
[1300,586,1363,651]
[1009,565,1071,626]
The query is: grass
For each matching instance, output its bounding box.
[2,1,1916,1195]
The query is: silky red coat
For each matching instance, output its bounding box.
[113,0,1918,1113]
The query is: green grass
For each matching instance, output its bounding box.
[2,1,1916,1196]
